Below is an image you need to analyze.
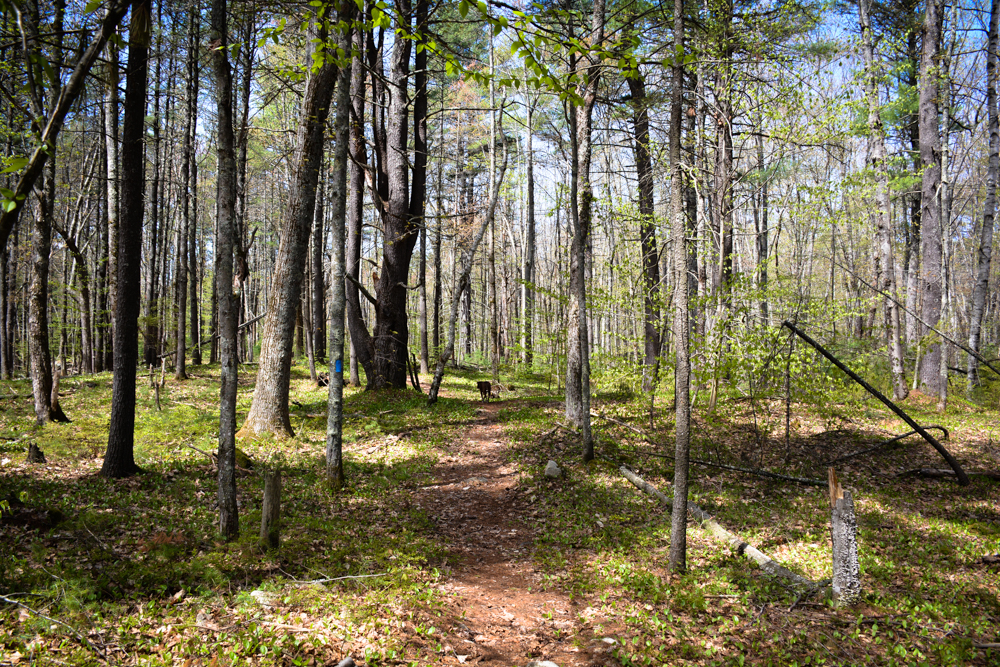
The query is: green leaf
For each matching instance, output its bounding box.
[0,188,13,200]
[2,157,27,173]
[3,200,15,213]
[85,0,101,13]
[458,0,468,18]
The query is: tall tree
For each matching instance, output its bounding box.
[212,0,239,539]
[626,70,661,392]
[667,0,690,573]
[102,0,152,479]
[565,0,605,450]
[346,0,429,390]
[326,7,354,489]
[238,7,342,437]
[968,0,999,391]
[917,0,945,394]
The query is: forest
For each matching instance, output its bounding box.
[1,0,999,664]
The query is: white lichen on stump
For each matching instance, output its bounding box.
[828,468,861,606]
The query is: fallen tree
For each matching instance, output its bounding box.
[783,321,969,485]
[620,466,820,591]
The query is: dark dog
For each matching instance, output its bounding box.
[477,381,492,402]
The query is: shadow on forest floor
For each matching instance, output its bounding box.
[1,362,998,666]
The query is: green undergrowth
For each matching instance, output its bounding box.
[1,359,998,665]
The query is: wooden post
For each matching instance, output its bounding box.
[828,468,861,606]
[259,470,281,551]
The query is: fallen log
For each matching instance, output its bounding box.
[824,425,950,466]
[620,466,818,590]
[783,321,969,486]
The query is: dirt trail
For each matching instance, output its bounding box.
[411,401,611,667]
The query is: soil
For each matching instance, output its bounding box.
[411,400,616,667]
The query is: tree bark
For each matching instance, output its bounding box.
[668,0,690,573]
[326,13,353,489]
[102,0,150,479]
[176,1,198,380]
[345,20,372,387]
[626,72,660,392]
[368,0,427,390]
[239,19,340,437]
[565,0,603,436]
[212,0,239,539]
[522,92,536,368]
[918,0,944,393]
[969,0,999,391]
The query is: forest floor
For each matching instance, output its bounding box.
[1,360,999,666]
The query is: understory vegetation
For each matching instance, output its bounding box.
[1,361,998,666]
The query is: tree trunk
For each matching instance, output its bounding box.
[212,0,239,539]
[176,1,198,380]
[918,0,944,394]
[565,0,602,461]
[327,13,353,488]
[239,22,340,437]
[312,174,326,363]
[29,158,60,424]
[144,44,163,368]
[668,0,690,573]
[367,0,427,390]
[859,0,908,401]
[969,0,999,391]
[522,92,536,368]
[345,20,373,387]
[102,0,150,479]
[627,73,660,392]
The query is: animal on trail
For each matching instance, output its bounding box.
[477,381,492,402]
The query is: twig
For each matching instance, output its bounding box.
[0,593,108,662]
[184,443,215,461]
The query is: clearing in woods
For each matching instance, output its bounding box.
[0,365,999,666]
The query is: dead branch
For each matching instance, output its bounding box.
[783,321,969,485]
[0,593,108,662]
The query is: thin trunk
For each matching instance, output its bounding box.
[312,171,326,362]
[212,0,239,539]
[346,19,372,387]
[326,13,353,488]
[102,0,150,479]
[668,0,689,572]
[522,91,535,367]
[627,72,660,391]
[144,41,162,367]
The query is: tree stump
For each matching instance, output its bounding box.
[259,470,281,551]
[25,443,46,464]
[828,468,861,606]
